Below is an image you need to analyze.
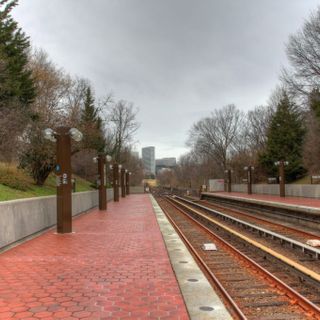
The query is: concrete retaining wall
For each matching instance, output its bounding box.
[231,184,320,198]
[0,189,115,250]
[0,186,145,250]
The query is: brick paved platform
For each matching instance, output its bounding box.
[212,191,320,209]
[0,194,189,319]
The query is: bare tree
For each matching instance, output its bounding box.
[65,77,88,127]
[282,7,320,100]
[19,49,82,185]
[246,105,274,152]
[157,169,176,188]
[0,105,27,162]
[187,104,244,170]
[104,100,140,163]
[27,49,71,124]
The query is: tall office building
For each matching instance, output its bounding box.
[142,146,155,175]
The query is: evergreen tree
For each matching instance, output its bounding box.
[259,91,306,182]
[0,0,35,108]
[309,88,320,122]
[81,86,97,123]
[80,86,105,152]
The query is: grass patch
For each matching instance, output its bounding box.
[0,163,94,202]
[0,163,32,191]
[291,175,312,184]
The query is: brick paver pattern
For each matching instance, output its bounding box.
[0,194,189,320]
[216,191,320,208]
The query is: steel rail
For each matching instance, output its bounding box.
[157,198,247,320]
[175,195,320,259]
[165,196,320,318]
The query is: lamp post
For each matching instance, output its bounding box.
[125,170,131,195]
[274,160,289,197]
[112,163,120,202]
[121,167,126,198]
[44,126,83,234]
[93,154,112,211]
[244,166,254,195]
[224,169,232,193]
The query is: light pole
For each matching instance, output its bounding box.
[93,154,112,211]
[121,167,126,198]
[125,170,131,195]
[112,163,120,202]
[274,160,289,197]
[244,166,254,195]
[44,126,83,234]
[224,169,232,193]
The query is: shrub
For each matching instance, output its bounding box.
[0,163,31,191]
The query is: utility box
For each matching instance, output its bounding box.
[208,179,224,192]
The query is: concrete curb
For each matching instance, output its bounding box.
[150,195,232,320]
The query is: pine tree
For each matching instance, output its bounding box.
[0,0,35,108]
[259,91,306,182]
[80,86,105,152]
[309,88,320,122]
[81,86,97,123]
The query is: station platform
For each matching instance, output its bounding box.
[201,191,320,215]
[0,194,231,320]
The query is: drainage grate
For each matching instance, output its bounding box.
[187,278,199,282]
[199,306,214,311]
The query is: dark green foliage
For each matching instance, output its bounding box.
[19,123,56,186]
[80,86,106,152]
[309,88,320,122]
[0,0,35,108]
[259,91,306,182]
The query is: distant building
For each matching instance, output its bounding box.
[142,146,155,176]
[156,157,176,174]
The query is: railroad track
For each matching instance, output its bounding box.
[175,196,320,266]
[156,195,320,320]
[173,195,320,283]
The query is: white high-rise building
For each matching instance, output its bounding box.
[142,146,155,175]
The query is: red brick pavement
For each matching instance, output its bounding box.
[215,191,320,209]
[0,194,189,320]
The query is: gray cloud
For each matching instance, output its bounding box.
[13,0,319,158]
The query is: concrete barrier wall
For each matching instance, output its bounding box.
[0,189,117,250]
[0,185,145,250]
[231,184,320,198]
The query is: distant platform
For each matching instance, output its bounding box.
[201,191,320,216]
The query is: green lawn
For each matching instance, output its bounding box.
[0,174,95,202]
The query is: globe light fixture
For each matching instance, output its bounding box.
[69,128,83,142]
[43,128,57,142]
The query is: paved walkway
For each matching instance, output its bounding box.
[0,194,189,320]
[213,191,320,209]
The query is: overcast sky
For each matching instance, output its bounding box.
[13,0,319,159]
